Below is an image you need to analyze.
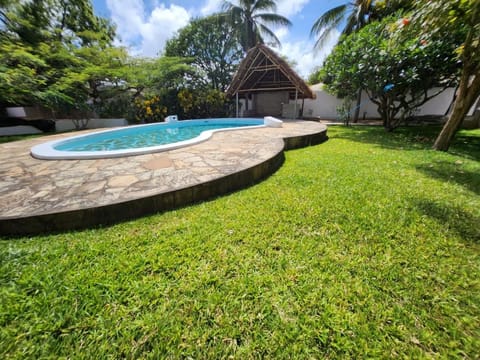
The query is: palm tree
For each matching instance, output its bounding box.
[310,0,374,50]
[222,0,292,52]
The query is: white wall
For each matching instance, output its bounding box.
[0,119,128,136]
[297,87,343,119]
[416,88,456,116]
[0,126,43,136]
[55,118,128,132]
[293,86,459,120]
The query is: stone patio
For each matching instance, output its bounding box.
[0,120,327,236]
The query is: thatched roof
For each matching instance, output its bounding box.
[226,44,315,99]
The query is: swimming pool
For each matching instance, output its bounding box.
[31,117,280,160]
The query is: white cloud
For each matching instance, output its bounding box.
[274,28,289,42]
[276,0,310,18]
[106,0,190,57]
[276,29,340,79]
[200,0,223,16]
[106,0,145,44]
[139,5,190,56]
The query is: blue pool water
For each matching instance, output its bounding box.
[30,117,281,160]
[55,118,264,152]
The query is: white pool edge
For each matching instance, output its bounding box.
[31,118,282,160]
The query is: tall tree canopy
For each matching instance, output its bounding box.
[0,0,118,110]
[1,0,114,47]
[165,15,243,91]
[222,0,291,52]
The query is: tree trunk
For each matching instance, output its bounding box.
[383,96,396,131]
[433,73,480,151]
[353,89,362,123]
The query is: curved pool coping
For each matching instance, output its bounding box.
[31,118,265,160]
[0,120,328,236]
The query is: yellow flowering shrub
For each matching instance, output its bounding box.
[133,95,167,123]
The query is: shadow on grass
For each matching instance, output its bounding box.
[414,199,480,244]
[329,125,441,150]
[330,125,480,159]
[416,161,480,195]
[449,130,480,161]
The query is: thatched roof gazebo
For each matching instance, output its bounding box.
[226,44,315,119]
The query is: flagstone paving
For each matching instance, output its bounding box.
[0,120,327,236]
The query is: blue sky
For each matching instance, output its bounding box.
[91,0,346,78]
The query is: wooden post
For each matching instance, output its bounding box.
[236,93,239,118]
[293,90,298,120]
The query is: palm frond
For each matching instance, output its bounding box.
[223,4,245,24]
[311,1,375,50]
[223,0,292,51]
[252,0,277,12]
[344,12,360,35]
[311,5,346,50]
[310,4,347,37]
[221,0,232,12]
[257,23,281,48]
[350,0,373,31]
[253,13,292,28]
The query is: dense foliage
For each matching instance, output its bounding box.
[321,15,460,131]
[165,15,243,92]
[178,88,231,119]
[0,0,118,112]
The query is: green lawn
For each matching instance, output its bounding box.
[1,126,479,358]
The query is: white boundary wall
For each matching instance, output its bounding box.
[0,126,43,136]
[0,118,127,136]
[54,118,128,132]
[293,85,458,120]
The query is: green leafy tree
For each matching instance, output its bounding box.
[50,43,128,121]
[311,1,415,122]
[0,1,222,123]
[0,0,117,114]
[92,56,193,121]
[178,88,230,119]
[406,0,480,151]
[127,57,195,121]
[0,41,48,106]
[165,15,243,91]
[116,56,192,98]
[2,0,114,47]
[372,0,414,19]
[321,17,459,131]
[222,0,291,52]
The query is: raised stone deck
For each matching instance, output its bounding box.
[0,120,327,236]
